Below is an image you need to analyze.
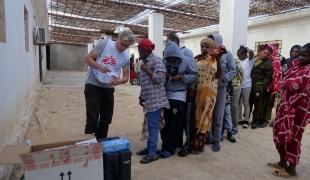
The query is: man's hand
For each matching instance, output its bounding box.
[248,49,254,60]
[140,63,146,70]
[98,65,111,74]
[169,75,182,81]
[111,76,121,86]
[141,63,153,77]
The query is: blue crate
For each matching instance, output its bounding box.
[101,137,130,154]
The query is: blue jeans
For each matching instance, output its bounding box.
[211,87,226,143]
[222,103,233,136]
[147,109,161,155]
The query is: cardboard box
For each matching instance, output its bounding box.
[0,134,104,180]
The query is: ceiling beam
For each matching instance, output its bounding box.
[105,0,218,20]
[49,11,182,32]
[50,40,88,45]
[51,24,100,32]
[51,31,98,38]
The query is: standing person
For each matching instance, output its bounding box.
[160,41,197,158]
[135,58,142,85]
[237,46,253,128]
[191,38,223,154]
[229,57,243,134]
[208,34,237,152]
[84,30,135,140]
[284,45,301,69]
[266,45,282,124]
[130,55,137,85]
[251,45,273,129]
[166,32,198,157]
[269,43,310,178]
[248,49,256,119]
[136,38,170,164]
[222,81,237,143]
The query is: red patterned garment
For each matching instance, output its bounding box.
[267,45,283,94]
[273,60,310,165]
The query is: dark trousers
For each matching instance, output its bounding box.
[161,99,186,154]
[252,87,271,125]
[182,93,196,149]
[84,84,114,139]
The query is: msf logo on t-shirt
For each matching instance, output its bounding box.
[102,56,116,65]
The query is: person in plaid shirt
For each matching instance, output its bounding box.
[137,38,170,164]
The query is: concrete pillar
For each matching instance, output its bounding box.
[219,0,250,57]
[148,13,164,58]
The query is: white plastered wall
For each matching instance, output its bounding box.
[129,9,310,59]
[179,8,310,58]
[0,0,48,150]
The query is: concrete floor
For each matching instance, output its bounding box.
[19,71,310,179]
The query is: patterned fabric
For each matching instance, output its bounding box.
[194,55,218,133]
[267,45,283,94]
[191,54,218,152]
[231,59,244,90]
[254,58,262,67]
[273,61,310,165]
[251,57,273,92]
[140,53,170,113]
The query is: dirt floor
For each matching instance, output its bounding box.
[13,71,310,179]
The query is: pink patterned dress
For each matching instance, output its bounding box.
[273,60,310,165]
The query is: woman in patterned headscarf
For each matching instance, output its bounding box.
[191,37,223,153]
[269,43,310,178]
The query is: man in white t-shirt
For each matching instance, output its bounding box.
[84,30,135,140]
[237,46,254,128]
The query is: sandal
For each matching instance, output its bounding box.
[159,150,172,158]
[136,148,148,156]
[140,155,159,164]
[267,162,286,169]
[272,169,297,178]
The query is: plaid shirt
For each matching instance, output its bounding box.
[140,53,170,112]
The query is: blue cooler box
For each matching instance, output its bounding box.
[101,137,130,153]
[100,137,131,180]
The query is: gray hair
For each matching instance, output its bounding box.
[118,29,135,45]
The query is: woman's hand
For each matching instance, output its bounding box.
[98,65,111,74]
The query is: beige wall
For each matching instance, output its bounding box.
[130,8,310,59]
[247,15,310,57]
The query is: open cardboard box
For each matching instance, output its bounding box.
[0,134,104,180]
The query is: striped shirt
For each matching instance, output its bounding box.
[140,53,170,112]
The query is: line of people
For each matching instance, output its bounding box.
[136,33,309,169]
[82,29,309,178]
[137,33,238,163]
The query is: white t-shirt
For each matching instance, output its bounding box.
[86,39,130,87]
[240,58,252,88]
[166,91,187,102]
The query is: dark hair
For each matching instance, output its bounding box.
[167,32,180,46]
[237,45,248,55]
[207,35,214,40]
[290,45,302,54]
[260,44,273,54]
[281,57,286,61]
[301,43,310,51]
